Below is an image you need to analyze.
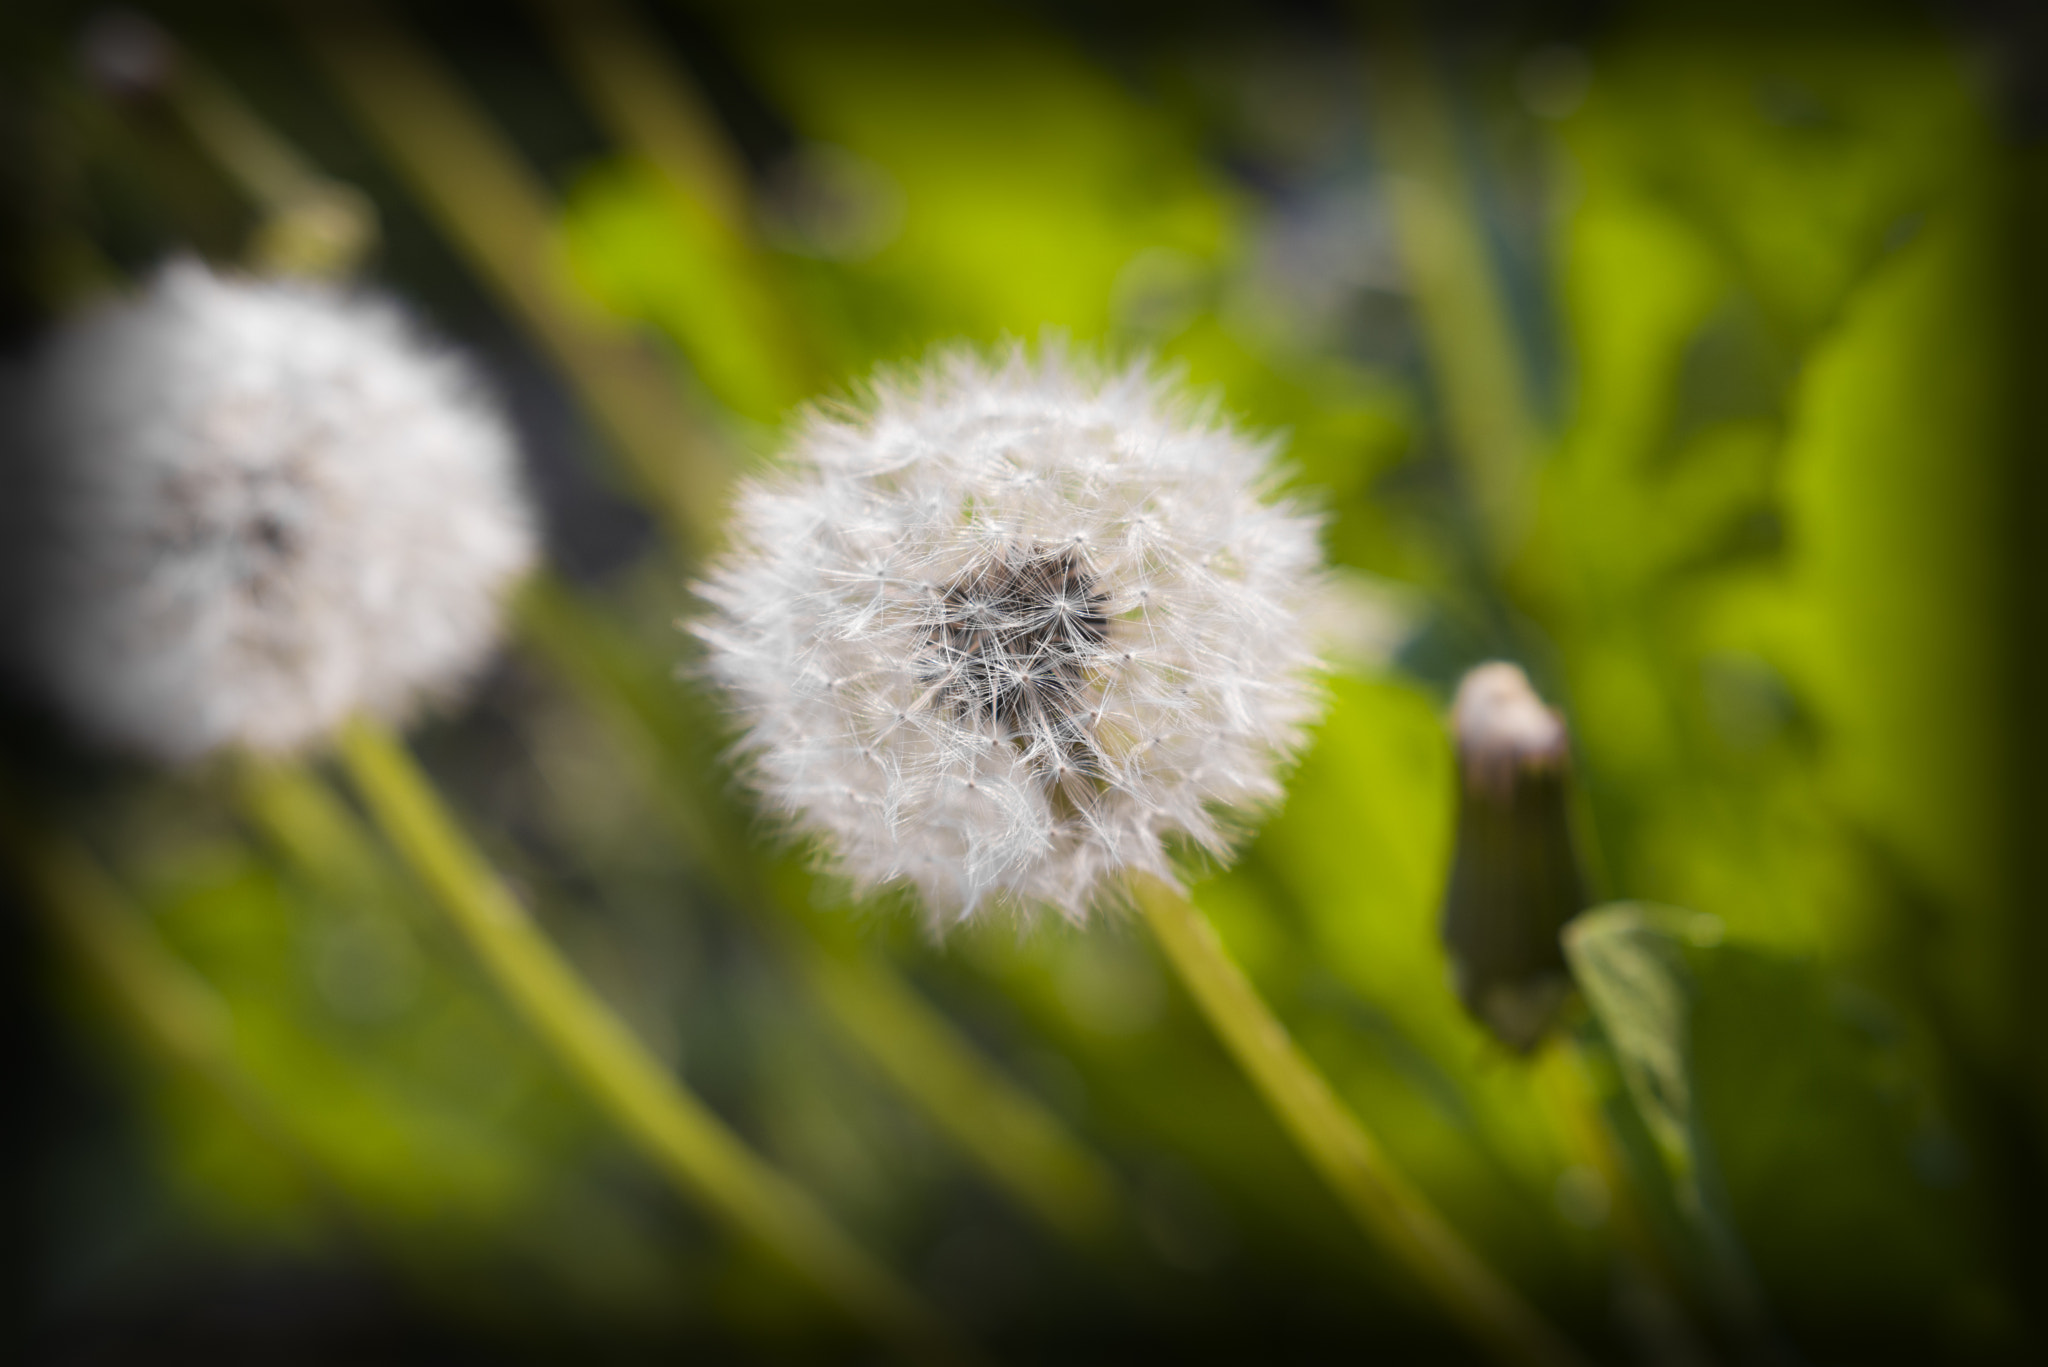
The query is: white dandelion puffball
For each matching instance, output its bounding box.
[10,260,536,762]
[696,346,1328,925]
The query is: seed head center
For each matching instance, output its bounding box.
[923,545,1109,743]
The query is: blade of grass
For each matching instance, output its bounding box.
[528,0,750,231]
[1362,21,1542,560]
[0,791,339,1215]
[293,0,727,555]
[526,0,821,404]
[4,808,235,1098]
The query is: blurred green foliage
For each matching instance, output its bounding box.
[3,2,2039,1362]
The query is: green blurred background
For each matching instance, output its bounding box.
[2,0,2043,1362]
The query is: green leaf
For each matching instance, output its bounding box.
[1565,902,2009,1351]
[1561,904,1717,1181]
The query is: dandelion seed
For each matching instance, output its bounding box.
[694,344,1326,925]
[4,260,536,762]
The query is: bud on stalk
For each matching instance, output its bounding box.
[1441,662,1588,1053]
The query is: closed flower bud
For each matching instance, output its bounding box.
[1441,662,1587,1052]
[6,260,536,763]
[694,345,1327,927]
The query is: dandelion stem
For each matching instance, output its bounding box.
[515,573,1124,1250]
[1132,872,1593,1367]
[333,717,968,1363]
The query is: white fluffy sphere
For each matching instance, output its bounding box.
[10,260,537,762]
[695,346,1327,925]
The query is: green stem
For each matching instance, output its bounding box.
[333,717,966,1363]
[516,574,1123,1250]
[1133,873,1592,1367]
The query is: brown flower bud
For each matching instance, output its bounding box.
[1441,662,1587,1052]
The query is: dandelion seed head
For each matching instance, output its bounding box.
[695,345,1327,926]
[6,260,536,762]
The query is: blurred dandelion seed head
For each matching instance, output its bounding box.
[694,344,1327,926]
[10,259,536,762]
